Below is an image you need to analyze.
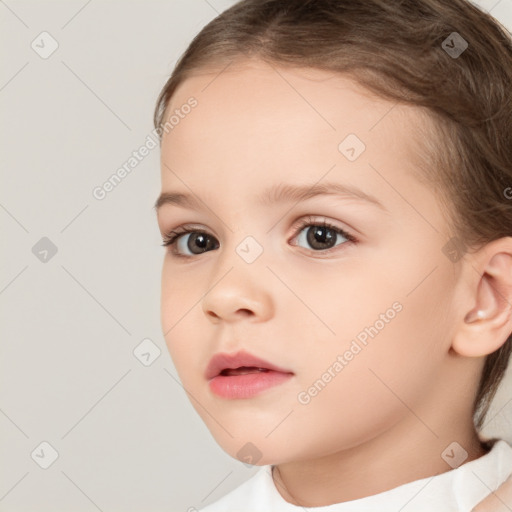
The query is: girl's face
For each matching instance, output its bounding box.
[156,59,473,465]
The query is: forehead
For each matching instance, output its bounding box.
[159,59,435,217]
[166,59,400,143]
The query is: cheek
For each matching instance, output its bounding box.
[160,258,199,327]
[284,256,406,369]
[286,256,453,449]
[284,305,446,460]
[160,260,202,373]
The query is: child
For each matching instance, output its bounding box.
[152,0,512,510]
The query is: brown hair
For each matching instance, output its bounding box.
[153,0,512,431]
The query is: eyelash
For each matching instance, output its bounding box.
[160,215,358,259]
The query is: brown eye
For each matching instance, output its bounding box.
[180,232,219,255]
[291,217,357,253]
[162,229,219,257]
[302,225,340,250]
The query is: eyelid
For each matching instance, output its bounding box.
[289,215,357,242]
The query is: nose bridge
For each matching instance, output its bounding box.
[201,231,272,322]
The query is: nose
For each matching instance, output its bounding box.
[201,267,274,324]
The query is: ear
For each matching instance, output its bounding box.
[452,237,512,358]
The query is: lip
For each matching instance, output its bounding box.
[205,349,293,380]
[205,349,294,399]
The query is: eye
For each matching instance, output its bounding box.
[290,215,357,254]
[161,224,219,258]
[160,216,357,259]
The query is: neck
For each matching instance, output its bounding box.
[271,415,488,507]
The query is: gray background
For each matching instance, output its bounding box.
[0,1,511,510]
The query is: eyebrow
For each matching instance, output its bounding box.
[154,181,388,213]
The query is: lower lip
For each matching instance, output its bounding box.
[208,371,293,399]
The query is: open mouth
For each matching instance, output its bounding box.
[205,350,294,399]
[219,366,270,376]
[209,367,292,399]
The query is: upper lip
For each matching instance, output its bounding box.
[205,349,294,380]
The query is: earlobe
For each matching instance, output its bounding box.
[452,241,512,358]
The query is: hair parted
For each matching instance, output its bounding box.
[153,0,512,430]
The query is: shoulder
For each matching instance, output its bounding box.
[197,465,274,512]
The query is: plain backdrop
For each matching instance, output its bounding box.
[1,1,511,510]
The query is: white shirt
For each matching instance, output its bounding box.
[198,439,512,512]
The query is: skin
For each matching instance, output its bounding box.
[472,474,512,511]
[155,58,512,507]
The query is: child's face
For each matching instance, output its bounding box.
[156,59,470,465]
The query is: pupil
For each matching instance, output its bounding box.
[307,226,335,249]
[189,233,215,254]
